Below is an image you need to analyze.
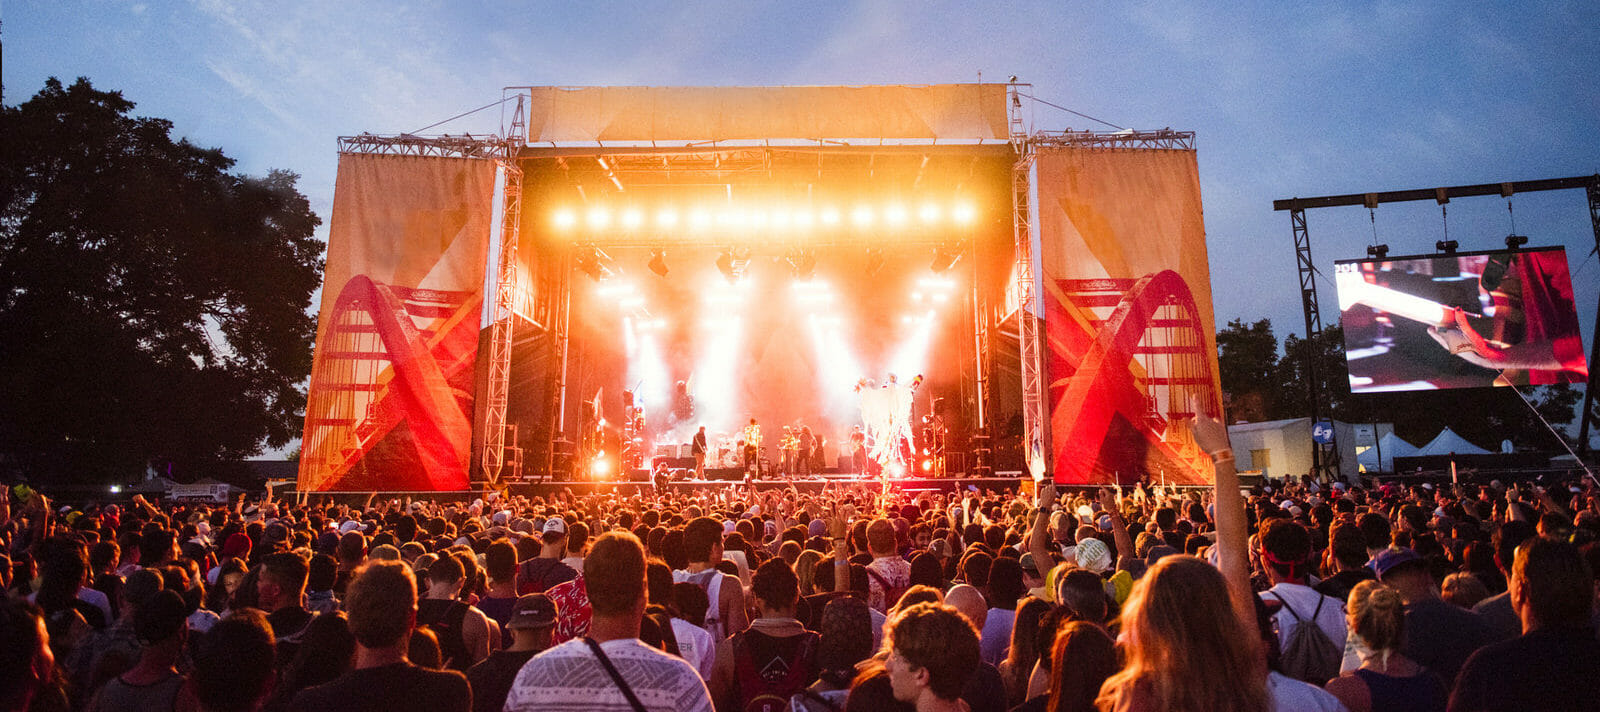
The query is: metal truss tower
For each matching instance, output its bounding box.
[1010,85,1048,478]
[480,97,526,486]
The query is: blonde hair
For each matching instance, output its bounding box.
[1096,555,1268,712]
[795,549,822,595]
[1347,580,1406,656]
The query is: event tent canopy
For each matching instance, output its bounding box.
[1415,427,1491,457]
[1357,432,1419,472]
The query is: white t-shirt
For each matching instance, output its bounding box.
[1267,671,1349,711]
[670,618,716,682]
[1264,582,1347,658]
[504,637,713,712]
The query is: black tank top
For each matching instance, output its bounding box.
[416,598,472,671]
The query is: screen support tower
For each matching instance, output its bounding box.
[1275,174,1600,475]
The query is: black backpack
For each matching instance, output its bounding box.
[1270,592,1342,684]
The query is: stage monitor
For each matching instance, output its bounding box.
[1334,246,1588,392]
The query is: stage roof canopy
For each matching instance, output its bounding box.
[515,84,1012,145]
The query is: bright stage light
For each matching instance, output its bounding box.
[586,208,612,229]
[851,205,875,228]
[921,459,934,472]
[885,204,910,228]
[952,202,977,225]
[621,209,644,229]
[819,208,842,226]
[597,282,636,298]
[919,203,941,223]
[690,209,713,230]
[553,209,578,230]
[657,209,680,229]
[793,210,815,229]
[695,313,744,430]
[590,456,611,478]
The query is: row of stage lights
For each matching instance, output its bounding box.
[552,200,980,233]
[582,244,961,285]
[1366,233,1531,260]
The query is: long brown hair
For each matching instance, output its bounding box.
[1046,621,1118,712]
[1096,555,1267,712]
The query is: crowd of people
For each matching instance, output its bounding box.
[3,436,1599,712]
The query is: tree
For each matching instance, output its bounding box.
[1216,318,1279,424]
[0,78,323,484]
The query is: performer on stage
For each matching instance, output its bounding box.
[796,425,816,477]
[742,417,762,477]
[850,426,867,476]
[651,459,671,495]
[779,426,798,476]
[691,425,707,479]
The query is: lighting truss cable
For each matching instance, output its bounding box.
[410,96,518,135]
[1015,93,1125,131]
[1507,382,1599,488]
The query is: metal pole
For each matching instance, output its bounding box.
[1577,178,1600,455]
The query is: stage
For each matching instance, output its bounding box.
[505,473,1026,498]
[296,85,1222,494]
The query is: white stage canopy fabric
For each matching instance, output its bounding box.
[1356,432,1418,472]
[520,84,1011,144]
[1416,427,1491,456]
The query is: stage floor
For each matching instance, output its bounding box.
[503,474,1026,498]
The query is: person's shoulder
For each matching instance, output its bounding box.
[416,664,470,693]
[1266,671,1347,712]
[1457,633,1523,677]
[1471,591,1510,614]
[289,670,358,710]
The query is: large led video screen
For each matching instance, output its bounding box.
[1334,246,1588,392]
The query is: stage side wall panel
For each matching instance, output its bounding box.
[1035,147,1224,486]
[298,155,498,492]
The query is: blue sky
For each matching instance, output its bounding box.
[5,0,1599,446]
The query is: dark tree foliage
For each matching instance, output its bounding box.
[1216,318,1583,451]
[0,78,324,483]
[1216,318,1279,424]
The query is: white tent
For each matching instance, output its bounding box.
[1356,432,1419,472]
[1415,427,1491,457]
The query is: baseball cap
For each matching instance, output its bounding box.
[1076,537,1112,574]
[542,517,567,535]
[507,593,558,630]
[1018,552,1039,575]
[1370,547,1424,579]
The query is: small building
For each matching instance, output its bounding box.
[1227,418,1393,482]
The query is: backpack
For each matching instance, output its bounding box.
[864,567,908,612]
[733,629,820,712]
[1269,592,1342,685]
[516,557,575,595]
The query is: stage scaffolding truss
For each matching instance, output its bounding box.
[332,97,1200,483]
